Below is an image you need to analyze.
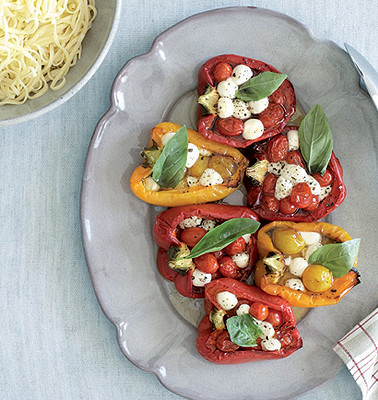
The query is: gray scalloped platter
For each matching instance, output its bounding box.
[81,7,378,400]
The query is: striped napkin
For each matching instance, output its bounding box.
[333,308,378,400]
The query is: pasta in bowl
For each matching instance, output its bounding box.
[0,0,121,125]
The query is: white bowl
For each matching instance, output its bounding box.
[0,0,122,126]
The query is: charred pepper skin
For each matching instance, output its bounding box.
[255,221,360,307]
[197,278,303,364]
[153,204,259,298]
[245,126,347,222]
[197,54,296,148]
[130,122,249,207]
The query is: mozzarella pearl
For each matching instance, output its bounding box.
[232,252,249,269]
[236,304,250,316]
[231,64,253,85]
[274,176,293,200]
[248,97,269,114]
[199,168,223,186]
[319,185,332,201]
[261,338,281,351]
[217,97,234,118]
[192,268,212,287]
[144,176,160,192]
[216,291,238,311]
[242,118,264,140]
[289,257,309,277]
[179,216,202,229]
[233,99,251,119]
[299,231,322,246]
[268,161,285,176]
[161,131,176,146]
[306,175,322,196]
[258,321,275,340]
[287,129,300,151]
[201,219,216,231]
[186,143,200,168]
[280,164,308,185]
[217,77,237,98]
[305,242,322,261]
[186,176,199,187]
[285,278,305,291]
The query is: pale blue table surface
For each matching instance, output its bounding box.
[1,1,377,399]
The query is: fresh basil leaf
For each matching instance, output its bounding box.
[226,314,263,347]
[298,104,333,175]
[308,239,361,278]
[152,125,188,188]
[235,72,287,102]
[186,218,260,259]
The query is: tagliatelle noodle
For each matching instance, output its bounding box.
[0,0,96,105]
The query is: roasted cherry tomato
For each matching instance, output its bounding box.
[285,150,305,168]
[302,265,333,292]
[194,253,219,274]
[219,256,240,278]
[249,302,269,321]
[215,117,244,137]
[259,104,285,128]
[279,197,298,215]
[181,227,207,248]
[224,237,246,256]
[261,195,279,213]
[265,310,283,327]
[266,134,289,162]
[212,250,223,259]
[269,90,285,104]
[247,185,260,206]
[216,330,240,352]
[290,182,312,208]
[212,62,233,83]
[313,170,333,187]
[305,194,320,211]
[262,173,278,195]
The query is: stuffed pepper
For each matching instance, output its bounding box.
[245,105,346,221]
[130,122,248,206]
[197,278,303,364]
[254,221,360,307]
[153,204,260,298]
[197,54,296,148]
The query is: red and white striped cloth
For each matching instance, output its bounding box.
[333,308,378,400]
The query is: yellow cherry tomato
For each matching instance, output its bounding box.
[302,265,333,292]
[272,227,305,255]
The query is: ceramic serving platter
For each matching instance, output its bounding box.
[81,7,378,400]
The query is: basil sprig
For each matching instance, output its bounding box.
[186,218,260,259]
[235,71,287,102]
[152,125,188,188]
[308,239,361,278]
[226,314,263,347]
[298,104,333,175]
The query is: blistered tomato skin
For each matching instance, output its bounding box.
[313,170,333,187]
[219,256,240,278]
[261,195,279,213]
[259,104,285,128]
[249,302,269,320]
[181,227,207,247]
[213,62,233,83]
[265,310,283,327]
[266,135,289,162]
[285,150,305,168]
[194,253,219,274]
[290,183,312,208]
[279,197,298,215]
[216,331,240,352]
[305,195,320,211]
[224,237,246,256]
[215,117,244,137]
[262,173,278,195]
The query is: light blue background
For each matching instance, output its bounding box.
[1,1,377,399]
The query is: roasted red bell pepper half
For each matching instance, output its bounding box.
[245,125,346,221]
[197,278,303,364]
[197,54,296,148]
[153,204,259,298]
